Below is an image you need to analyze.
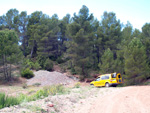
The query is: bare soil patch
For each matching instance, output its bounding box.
[27,70,74,86]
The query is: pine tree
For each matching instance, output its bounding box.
[99,48,115,73]
[66,5,94,78]
[141,23,150,63]
[124,38,149,85]
[101,11,121,52]
[36,14,60,59]
[0,29,22,81]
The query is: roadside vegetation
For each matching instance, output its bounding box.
[0,85,67,109]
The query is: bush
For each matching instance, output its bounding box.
[71,68,77,75]
[37,56,47,68]
[21,68,34,79]
[32,62,41,71]
[22,83,28,89]
[43,59,53,71]
[23,59,34,69]
[47,85,65,95]
[56,57,64,64]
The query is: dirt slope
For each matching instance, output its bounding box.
[89,86,150,113]
[27,70,74,86]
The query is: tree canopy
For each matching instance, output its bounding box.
[0,5,150,85]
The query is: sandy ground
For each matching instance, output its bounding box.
[89,86,150,113]
[1,86,150,113]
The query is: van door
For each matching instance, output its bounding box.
[116,73,122,83]
[94,77,101,86]
[111,73,117,83]
[100,76,106,86]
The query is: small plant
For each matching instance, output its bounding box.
[22,83,28,89]
[33,83,41,87]
[21,68,34,79]
[74,82,81,88]
[46,85,65,95]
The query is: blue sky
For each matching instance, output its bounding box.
[0,0,149,30]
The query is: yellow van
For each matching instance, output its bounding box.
[90,73,122,87]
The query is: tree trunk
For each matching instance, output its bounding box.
[82,64,85,77]
[3,55,6,80]
[23,36,26,56]
[31,46,34,58]
[9,64,12,80]
[3,55,9,81]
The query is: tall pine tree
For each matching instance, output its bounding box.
[66,5,94,78]
[124,38,149,85]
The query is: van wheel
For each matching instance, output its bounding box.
[105,83,110,87]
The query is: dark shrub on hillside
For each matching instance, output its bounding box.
[21,68,34,79]
[71,68,77,75]
[56,57,64,64]
[43,58,53,71]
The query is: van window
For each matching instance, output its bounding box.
[101,75,109,80]
[118,75,121,78]
[105,75,109,79]
[101,76,105,80]
[112,73,116,78]
[95,77,100,81]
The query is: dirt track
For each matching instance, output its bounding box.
[89,86,150,113]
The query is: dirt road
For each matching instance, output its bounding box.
[89,86,150,113]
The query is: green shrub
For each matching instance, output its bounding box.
[22,83,28,89]
[0,93,20,109]
[71,68,77,75]
[22,59,34,69]
[32,62,41,71]
[21,68,34,79]
[37,56,47,68]
[56,57,64,64]
[47,85,65,95]
[27,85,66,101]
[43,58,53,71]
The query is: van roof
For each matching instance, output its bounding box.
[98,72,118,77]
[98,73,111,77]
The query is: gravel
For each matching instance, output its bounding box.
[27,70,74,86]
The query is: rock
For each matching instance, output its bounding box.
[47,102,54,107]
[47,104,54,107]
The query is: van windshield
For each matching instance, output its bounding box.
[112,73,116,78]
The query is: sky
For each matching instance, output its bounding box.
[0,0,150,30]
